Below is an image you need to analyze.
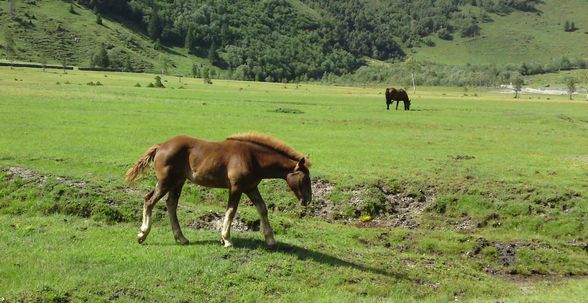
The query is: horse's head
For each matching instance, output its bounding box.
[287,157,312,206]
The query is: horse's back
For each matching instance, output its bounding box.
[153,136,227,185]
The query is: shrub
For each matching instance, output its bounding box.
[153,76,165,88]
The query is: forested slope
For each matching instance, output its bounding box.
[3,0,585,82]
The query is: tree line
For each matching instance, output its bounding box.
[75,0,542,82]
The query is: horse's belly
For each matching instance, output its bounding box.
[189,171,229,188]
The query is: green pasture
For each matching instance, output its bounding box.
[0,67,587,302]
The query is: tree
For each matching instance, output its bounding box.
[96,13,102,25]
[566,77,577,100]
[581,71,588,101]
[157,54,170,75]
[564,21,571,32]
[191,63,200,78]
[123,57,133,72]
[147,8,162,40]
[208,41,218,66]
[92,45,110,68]
[8,0,15,17]
[184,26,194,52]
[69,4,76,14]
[4,29,16,68]
[153,38,162,50]
[513,77,524,99]
[201,65,211,84]
[404,56,420,94]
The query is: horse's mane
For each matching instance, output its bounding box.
[227,132,311,167]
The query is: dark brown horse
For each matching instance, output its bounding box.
[125,133,312,248]
[385,87,411,111]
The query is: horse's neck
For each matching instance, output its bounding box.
[256,151,296,179]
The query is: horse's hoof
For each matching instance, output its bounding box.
[223,240,233,248]
[177,238,190,246]
[266,239,277,247]
[137,233,146,244]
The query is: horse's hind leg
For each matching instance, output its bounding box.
[246,188,276,247]
[137,182,168,244]
[395,100,400,110]
[221,189,242,248]
[166,181,189,245]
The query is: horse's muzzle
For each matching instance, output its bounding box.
[300,198,310,207]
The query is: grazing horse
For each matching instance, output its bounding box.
[125,133,312,248]
[385,87,411,111]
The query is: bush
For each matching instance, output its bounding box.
[153,76,165,88]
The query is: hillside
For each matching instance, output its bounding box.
[414,0,588,65]
[1,0,587,82]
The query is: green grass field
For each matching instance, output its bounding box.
[1,67,587,302]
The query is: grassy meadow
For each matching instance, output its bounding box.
[1,67,588,302]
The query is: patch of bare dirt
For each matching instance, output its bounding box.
[306,178,436,228]
[5,166,49,186]
[6,166,88,189]
[464,237,585,274]
[353,185,435,229]
[304,178,344,221]
[375,186,434,228]
[187,211,260,232]
[4,166,141,196]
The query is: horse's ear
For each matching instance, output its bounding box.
[295,158,305,171]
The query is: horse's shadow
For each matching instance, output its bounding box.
[192,238,409,280]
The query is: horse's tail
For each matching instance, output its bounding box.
[125,144,159,184]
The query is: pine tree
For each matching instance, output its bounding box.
[208,41,218,65]
[184,26,194,52]
[147,8,162,40]
[564,21,571,32]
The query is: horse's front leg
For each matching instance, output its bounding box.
[221,190,242,247]
[246,187,276,247]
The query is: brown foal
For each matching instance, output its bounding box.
[125,133,312,247]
